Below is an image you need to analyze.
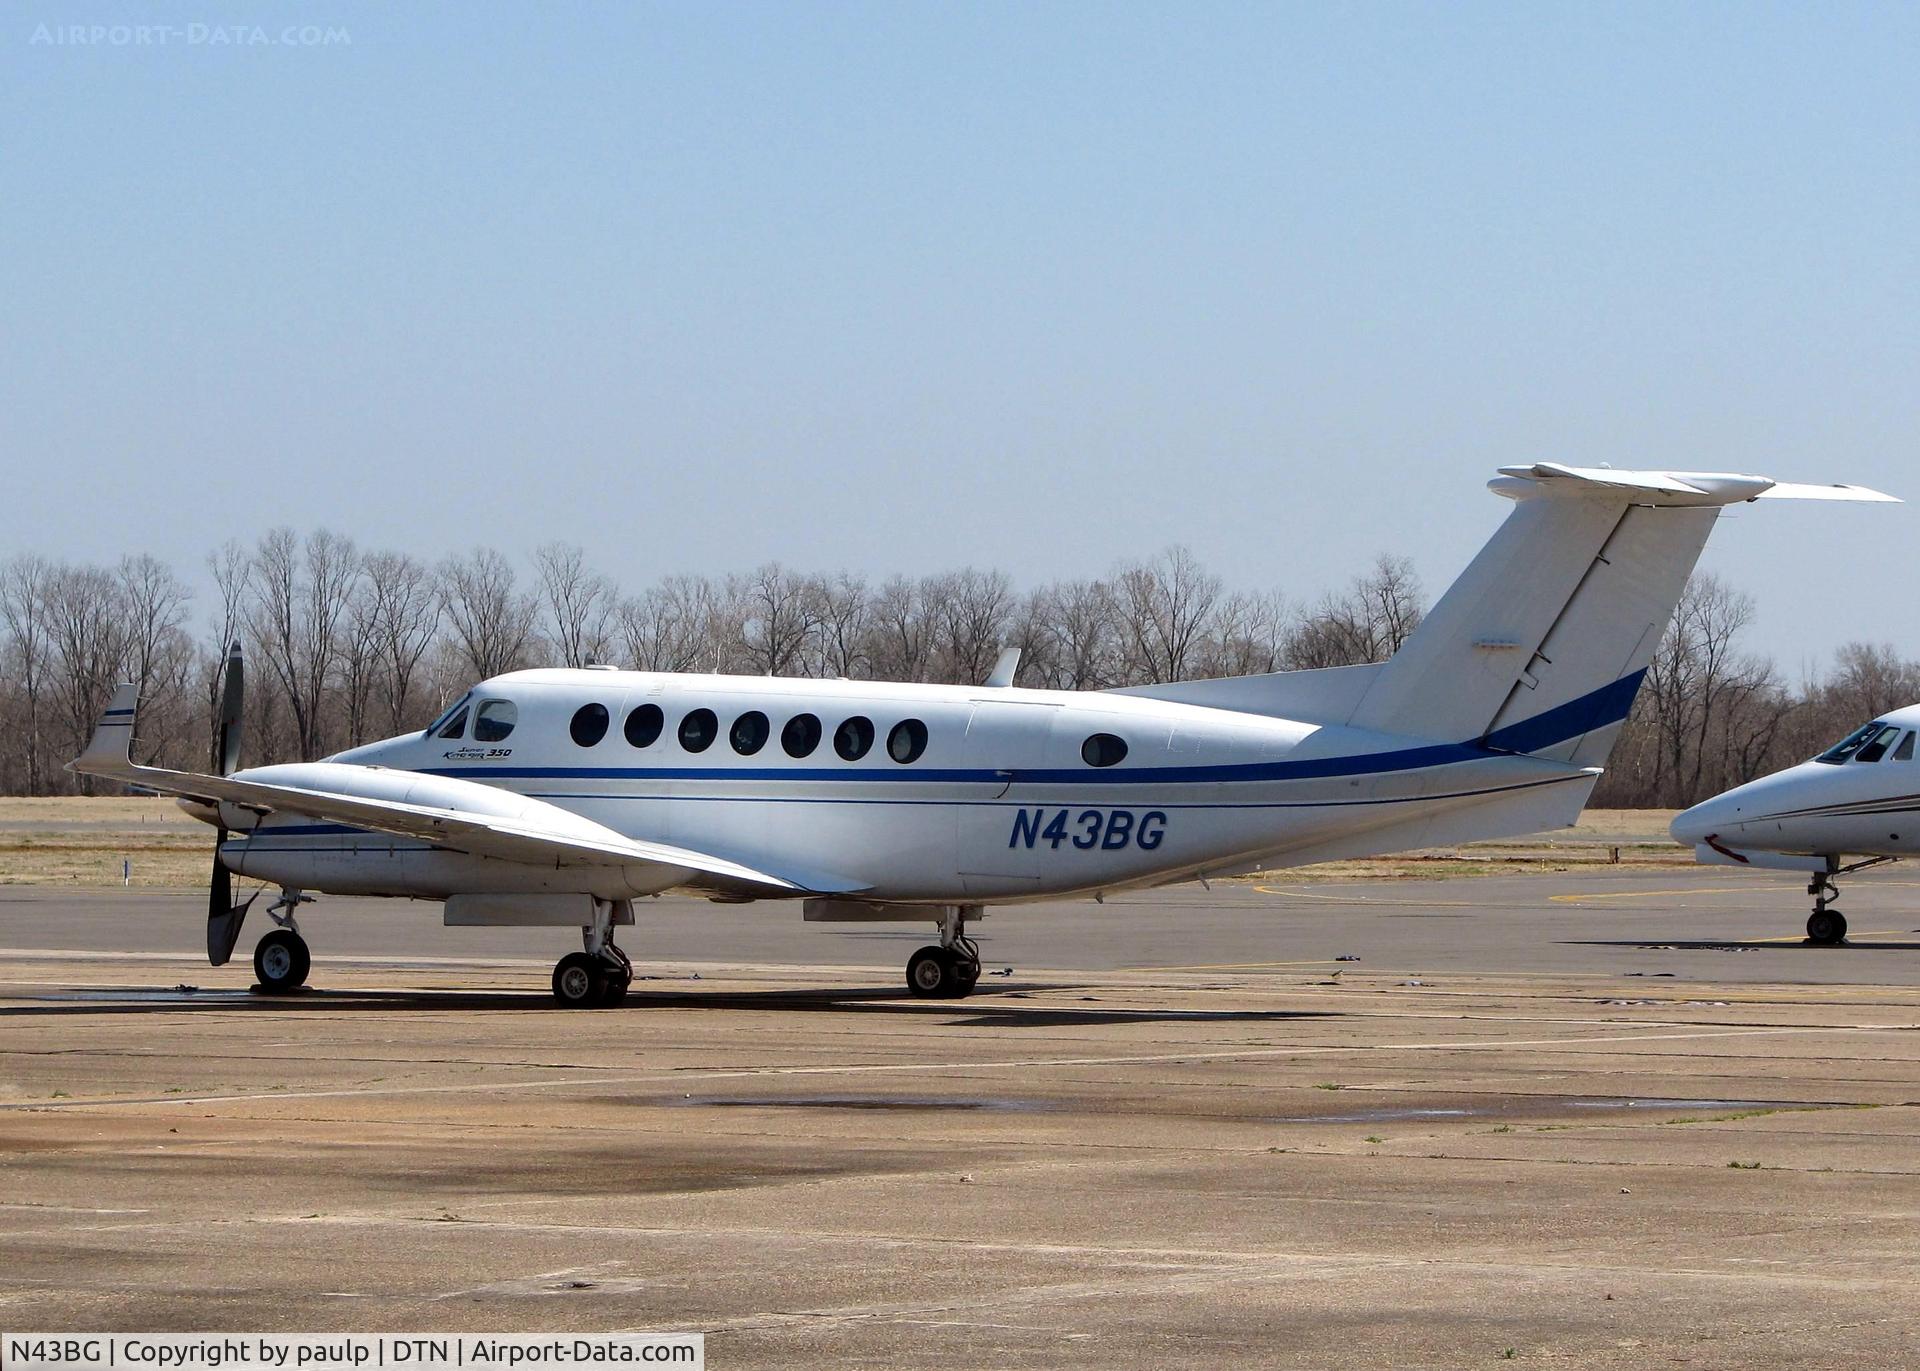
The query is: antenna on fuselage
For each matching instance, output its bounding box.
[984,647,1021,688]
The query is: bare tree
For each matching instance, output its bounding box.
[0,556,53,793]
[1028,578,1120,690]
[116,555,193,766]
[1823,643,1920,724]
[812,572,872,679]
[737,563,822,676]
[1114,546,1222,683]
[363,551,442,733]
[931,568,1016,685]
[1639,573,1778,805]
[203,540,251,767]
[534,542,617,668]
[41,564,131,789]
[1284,554,1423,669]
[618,575,714,674]
[438,548,538,682]
[866,575,933,681]
[246,529,359,761]
[1203,589,1290,678]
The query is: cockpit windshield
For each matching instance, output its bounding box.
[1815,721,1896,764]
[423,693,473,739]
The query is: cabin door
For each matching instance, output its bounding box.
[956,700,1061,893]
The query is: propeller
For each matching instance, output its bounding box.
[207,641,256,966]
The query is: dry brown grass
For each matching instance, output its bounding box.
[0,796,210,886]
[0,797,1688,889]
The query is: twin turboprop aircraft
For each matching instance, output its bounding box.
[74,464,1895,1005]
[1672,706,1920,945]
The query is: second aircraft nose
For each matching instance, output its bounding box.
[1669,803,1710,846]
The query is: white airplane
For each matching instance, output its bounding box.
[1671,705,1920,945]
[73,464,1895,1006]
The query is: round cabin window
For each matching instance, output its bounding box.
[731,710,770,755]
[887,718,929,764]
[679,707,718,753]
[782,713,822,758]
[570,703,610,747]
[624,703,664,748]
[834,716,875,761]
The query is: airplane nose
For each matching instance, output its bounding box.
[1669,803,1710,846]
[1671,783,1762,846]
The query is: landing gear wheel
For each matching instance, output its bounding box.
[253,929,310,994]
[1807,908,1848,946]
[907,945,960,999]
[953,956,981,994]
[595,958,632,1007]
[552,952,604,1007]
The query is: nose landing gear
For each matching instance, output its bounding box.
[1805,887,1847,947]
[1805,858,1895,945]
[253,889,314,994]
[906,905,984,999]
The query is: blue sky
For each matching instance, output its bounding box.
[3,2,1916,676]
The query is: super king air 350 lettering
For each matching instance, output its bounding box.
[74,464,1897,1006]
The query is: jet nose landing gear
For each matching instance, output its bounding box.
[906,905,984,999]
[1806,881,1847,947]
[1805,859,1894,946]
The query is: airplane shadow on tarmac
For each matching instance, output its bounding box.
[0,983,1344,1028]
[1566,939,1920,952]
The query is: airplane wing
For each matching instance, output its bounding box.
[73,685,868,898]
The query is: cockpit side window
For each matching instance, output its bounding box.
[1896,731,1916,763]
[1856,724,1902,764]
[425,693,472,739]
[473,699,518,743]
[434,705,470,740]
[1815,722,1884,765]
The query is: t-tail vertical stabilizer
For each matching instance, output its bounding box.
[1346,465,1897,765]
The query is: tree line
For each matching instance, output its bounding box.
[0,532,1910,808]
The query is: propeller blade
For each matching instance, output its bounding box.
[206,828,253,966]
[215,640,244,776]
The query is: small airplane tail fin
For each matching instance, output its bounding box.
[73,683,140,780]
[1346,465,1896,764]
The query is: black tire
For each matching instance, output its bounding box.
[552,952,604,1007]
[596,963,631,1007]
[906,945,957,999]
[952,958,981,997]
[1807,909,1848,946]
[253,929,310,994]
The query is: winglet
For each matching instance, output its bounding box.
[73,683,139,779]
[985,647,1022,688]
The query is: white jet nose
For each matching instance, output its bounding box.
[1670,793,1738,846]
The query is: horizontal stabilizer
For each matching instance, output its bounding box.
[1493,463,1898,507]
[1752,481,1902,503]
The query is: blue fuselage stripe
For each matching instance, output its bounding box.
[409,669,1644,788]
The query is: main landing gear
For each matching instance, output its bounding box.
[551,898,635,1008]
[1805,858,1896,946]
[906,905,983,999]
[253,889,315,994]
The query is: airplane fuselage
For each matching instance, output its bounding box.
[213,668,1600,906]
